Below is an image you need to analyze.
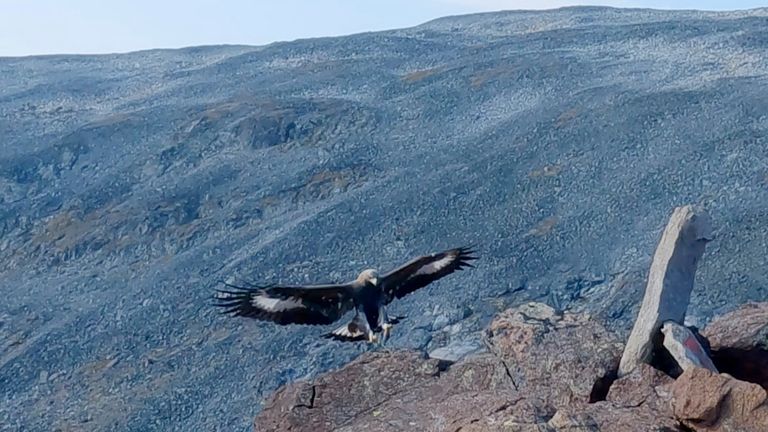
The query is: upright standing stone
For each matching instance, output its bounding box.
[618,205,713,377]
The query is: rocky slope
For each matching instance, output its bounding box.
[255,302,768,432]
[2,6,768,432]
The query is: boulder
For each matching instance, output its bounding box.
[671,367,768,431]
[606,363,674,413]
[702,302,768,389]
[254,302,673,432]
[253,351,444,432]
[548,402,680,431]
[536,363,682,432]
[661,321,718,373]
[254,349,534,432]
[702,302,768,351]
[485,302,624,406]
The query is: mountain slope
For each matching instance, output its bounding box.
[1,6,768,432]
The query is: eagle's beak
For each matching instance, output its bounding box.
[371,277,379,286]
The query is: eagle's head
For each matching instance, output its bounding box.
[357,269,379,286]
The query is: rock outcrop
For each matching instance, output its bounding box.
[483,302,623,407]
[672,368,768,432]
[702,302,768,390]
[253,302,768,432]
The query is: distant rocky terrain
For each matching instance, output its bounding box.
[1,6,768,432]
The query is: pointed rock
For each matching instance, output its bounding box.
[618,205,712,377]
[661,321,718,373]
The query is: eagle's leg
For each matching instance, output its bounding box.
[377,305,395,344]
[382,322,393,341]
[367,331,379,344]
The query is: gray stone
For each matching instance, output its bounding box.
[428,337,485,363]
[431,314,450,331]
[618,205,713,377]
[661,321,718,373]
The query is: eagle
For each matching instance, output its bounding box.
[214,246,477,343]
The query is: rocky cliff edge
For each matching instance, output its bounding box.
[254,301,768,432]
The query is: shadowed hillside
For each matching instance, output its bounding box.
[1,6,768,431]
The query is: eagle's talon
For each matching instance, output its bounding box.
[368,332,379,344]
[382,323,393,341]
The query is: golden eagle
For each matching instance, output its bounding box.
[214,246,477,343]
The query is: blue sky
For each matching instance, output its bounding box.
[1,0,765,57]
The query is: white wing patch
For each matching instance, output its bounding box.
[330,324,365,338]
[252,295,303,312]
[413,254,455,276]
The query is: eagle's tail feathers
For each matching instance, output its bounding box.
[322,330,368,342]
[323,315,369,342]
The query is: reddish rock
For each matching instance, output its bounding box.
[254,303,679,432]
[485,302,624,406]
[254,351,443,432]
[536,363,681,431]
[671,367,768,431]
[702,302,768,351]
[253,301,768,432]
[606,363,674,413]
[253,350,528,432]
[335,391,549,432]
[702,302,768,389]
[548,402,679,431]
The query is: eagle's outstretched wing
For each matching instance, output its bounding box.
[213,282,355,326]
[379,246,477,304]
